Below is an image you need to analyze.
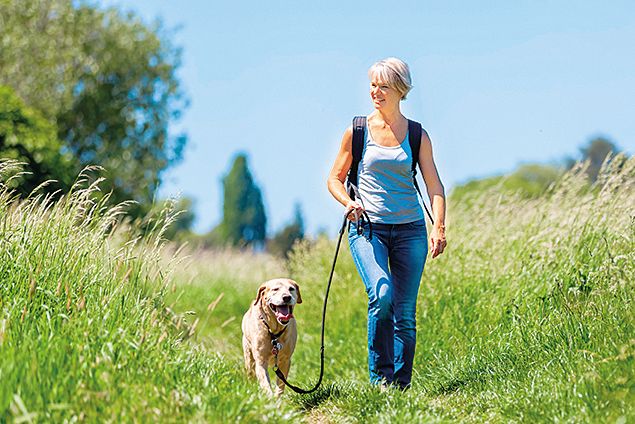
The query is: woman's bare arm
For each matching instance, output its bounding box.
[418,129,447,257]
[327,127,364,218]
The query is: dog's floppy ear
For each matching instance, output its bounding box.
[254,284,267,306]
[291,280,302,304]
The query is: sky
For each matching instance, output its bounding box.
[101,0,635,236]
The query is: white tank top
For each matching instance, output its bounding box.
[357,123,424,224]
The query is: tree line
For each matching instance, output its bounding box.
[203,137,624,256]
[1,0,186,218]
[450,137,627,204]
[0,1,624,258]
[168,153,306,258]
[0,0,305,256]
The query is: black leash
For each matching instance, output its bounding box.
[413,176,435,225]
[273,210,372,394]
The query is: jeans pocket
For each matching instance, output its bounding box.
[406,219,426,230]
[404,219,427,241]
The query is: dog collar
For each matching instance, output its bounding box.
[259,304,287,339]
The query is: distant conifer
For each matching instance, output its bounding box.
[216,153,267,248]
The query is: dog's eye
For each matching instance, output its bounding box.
[289,287,295,291]
[272,287,279,291]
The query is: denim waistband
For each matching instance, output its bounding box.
[350,218,425,231]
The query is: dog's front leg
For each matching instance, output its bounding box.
[242,336,255,377]
[275,357,291,397]
[253,360,274,396]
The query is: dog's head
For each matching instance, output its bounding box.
[254,278,302,325]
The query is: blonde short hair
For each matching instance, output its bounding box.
[368,57,413,100]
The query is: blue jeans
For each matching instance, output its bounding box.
[348,218,428,388]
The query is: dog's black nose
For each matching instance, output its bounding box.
[282,295,292,303]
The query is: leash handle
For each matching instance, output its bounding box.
[346,209,373,240]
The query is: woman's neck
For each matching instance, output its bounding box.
[372,105,404,128]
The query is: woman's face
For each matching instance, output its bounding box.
[369,73,401,109]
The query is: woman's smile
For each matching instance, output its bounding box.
[370,78,399,109]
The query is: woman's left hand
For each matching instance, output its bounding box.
[429,225,447,259]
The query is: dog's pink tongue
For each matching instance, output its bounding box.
[275,305,293,320]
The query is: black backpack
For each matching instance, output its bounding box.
[346,116,434,224]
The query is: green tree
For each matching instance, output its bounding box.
[215,153,267,248]
[268,203,305,258]
[0,85,75,195]
[502,164,562,196]
[450,163,562,205]
[578,137,619,182]
[0,0,187,216]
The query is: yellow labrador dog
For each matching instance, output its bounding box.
[242,278,302,396]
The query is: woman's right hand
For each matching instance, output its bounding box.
[345,200,365,222]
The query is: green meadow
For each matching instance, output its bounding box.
[1,157,634,423]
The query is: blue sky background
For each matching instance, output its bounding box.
[101,0,635,235]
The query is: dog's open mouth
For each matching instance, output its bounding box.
[269,303,294,324]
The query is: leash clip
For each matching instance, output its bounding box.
[355,213,364,236]
[271,339,282,355]
[353,211,373,240]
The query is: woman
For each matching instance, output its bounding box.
[327,57,447,390]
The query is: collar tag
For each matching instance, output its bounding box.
[271,339,283,355]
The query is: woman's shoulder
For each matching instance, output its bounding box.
[336,125,354,151]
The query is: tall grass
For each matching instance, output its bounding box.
[282,156,635,422]
[168,156,634,422]
[2,155,634,422]
[0,161,299,422]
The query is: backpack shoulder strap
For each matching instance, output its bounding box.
[407,119,422,175]
[347,116,366,197]
[408,119,435,224]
